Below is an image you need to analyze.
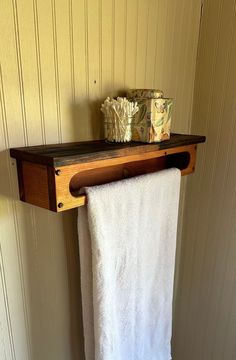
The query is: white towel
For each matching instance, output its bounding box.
[78,168,181,360]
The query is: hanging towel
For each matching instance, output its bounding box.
[77,168,181,360]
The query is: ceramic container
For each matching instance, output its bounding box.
[127,89,173,143]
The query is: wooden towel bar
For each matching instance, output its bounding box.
[10,133,206,212]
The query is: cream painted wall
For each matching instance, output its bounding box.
[173,0,236,359]
[0,1,202,359]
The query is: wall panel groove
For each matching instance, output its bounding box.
[98,0,102,96]
[0,66,9,148]
[11,0,28,146]
[51,0,62,143]
[69,0,75,103]
[111,0,115,92]
[11,202,31,360]
[0,244,16,360]
[123,0,127,88]
[32,0,46,145]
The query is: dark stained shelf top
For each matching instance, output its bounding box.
[10,133,206,167]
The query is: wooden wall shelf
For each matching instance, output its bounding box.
[10,133,205,212]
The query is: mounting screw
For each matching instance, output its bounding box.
[55,169,61,176]
[58,202,64,208]
[192,166,195,171]
[164,152,167,155]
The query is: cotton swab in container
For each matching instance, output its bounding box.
[101,97,139,142]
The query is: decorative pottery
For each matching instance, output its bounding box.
[127,89,173,143]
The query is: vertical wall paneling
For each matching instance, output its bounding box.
[0,66,15,360]
[135,0,149,88]
[124,0,138,89]
[144,0,158,88]
[87,0,102,140]
[113,0,127,91]
[173,1,236,359]
[54,0,72,142]
[1,3,31,359]
[0,2,25,146]
[159,0,177,96]
[11,0,28,146]
[0,1,202,359]
[36,0,58,145]
[100,0,113,97]
[153,1,168,89]
[0,242,15,360]
[16,0,43,146]
[101,0,113,95]
[71,0,89,141]
[51,0,63,143]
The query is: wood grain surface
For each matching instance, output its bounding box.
[10,133,205,166]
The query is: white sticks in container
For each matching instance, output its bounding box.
[101,97,139,142]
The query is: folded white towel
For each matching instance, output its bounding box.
[78,168,181,360]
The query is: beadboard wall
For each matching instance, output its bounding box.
[0,1,202,359]
[173,0,236,359]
